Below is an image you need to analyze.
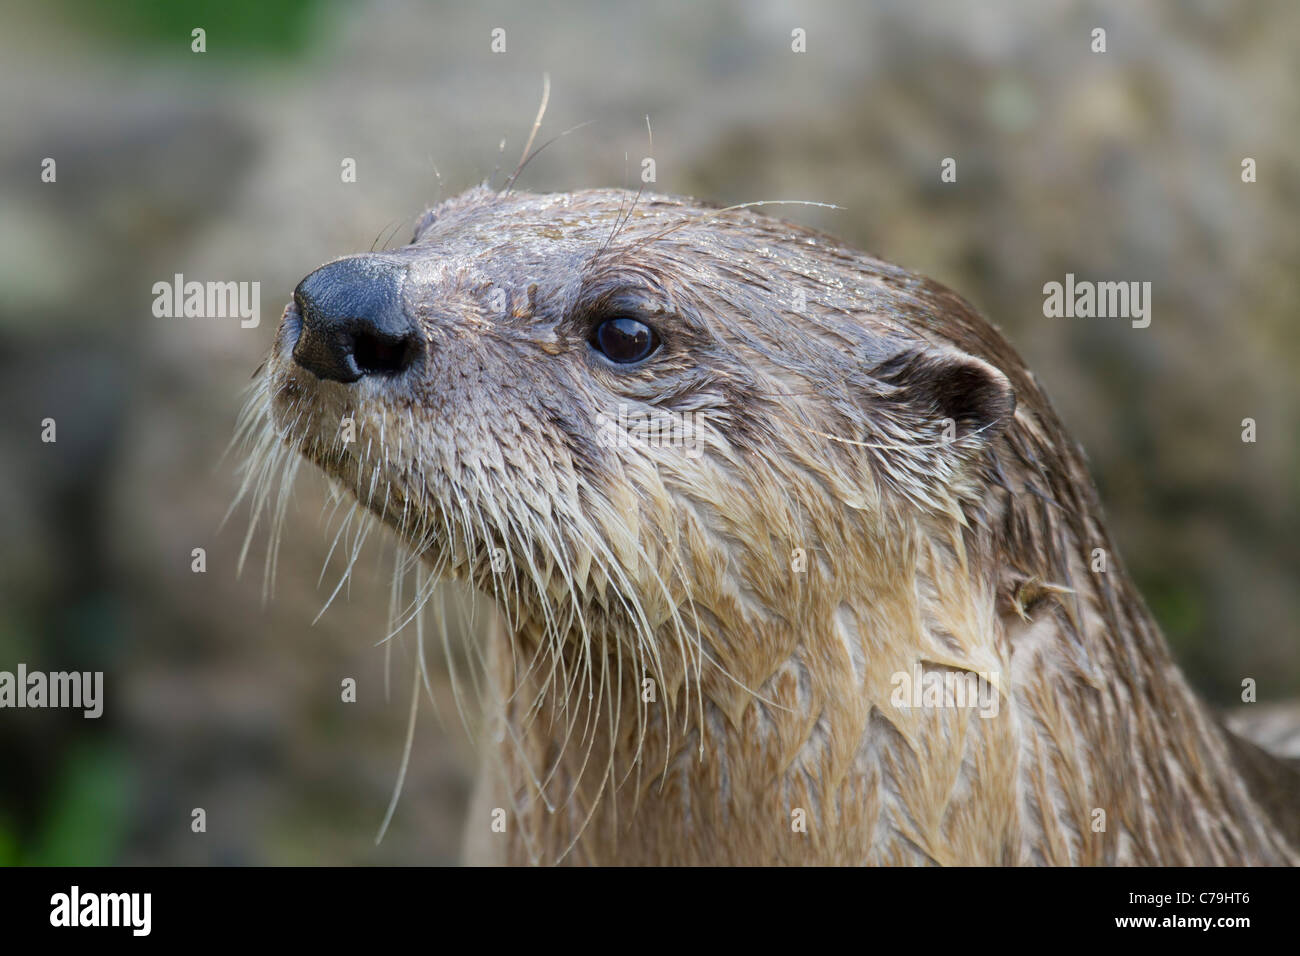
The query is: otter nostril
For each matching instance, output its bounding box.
[353,331,418,376]
[290,254,418,383]
[281,300,304,347]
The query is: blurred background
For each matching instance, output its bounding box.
[0,0,1296,864]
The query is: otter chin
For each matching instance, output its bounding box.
[242,184,1299,866]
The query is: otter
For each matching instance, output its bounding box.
[237,184,1299,865]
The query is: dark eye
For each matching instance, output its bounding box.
[591,317,660,364]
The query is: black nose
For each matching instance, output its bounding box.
[291,255,421,383]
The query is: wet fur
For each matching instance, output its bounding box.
[237,185,1298,865]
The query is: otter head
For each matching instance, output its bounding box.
[255,184,1017,707]
[239,184,1300,868]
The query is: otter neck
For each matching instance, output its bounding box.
[474,510,1295,866]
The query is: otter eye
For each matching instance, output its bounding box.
[591,317,659,364]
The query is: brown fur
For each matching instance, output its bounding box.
[242,185,1298,865]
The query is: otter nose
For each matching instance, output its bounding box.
[291,255,421,383]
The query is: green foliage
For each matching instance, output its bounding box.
[23,745,133,866]
[64,0,329,57]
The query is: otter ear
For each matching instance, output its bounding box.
[875,345,1016,446]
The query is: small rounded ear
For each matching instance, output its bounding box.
[875,344,1016,445]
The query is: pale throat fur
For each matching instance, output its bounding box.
[252,185,1298,866]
